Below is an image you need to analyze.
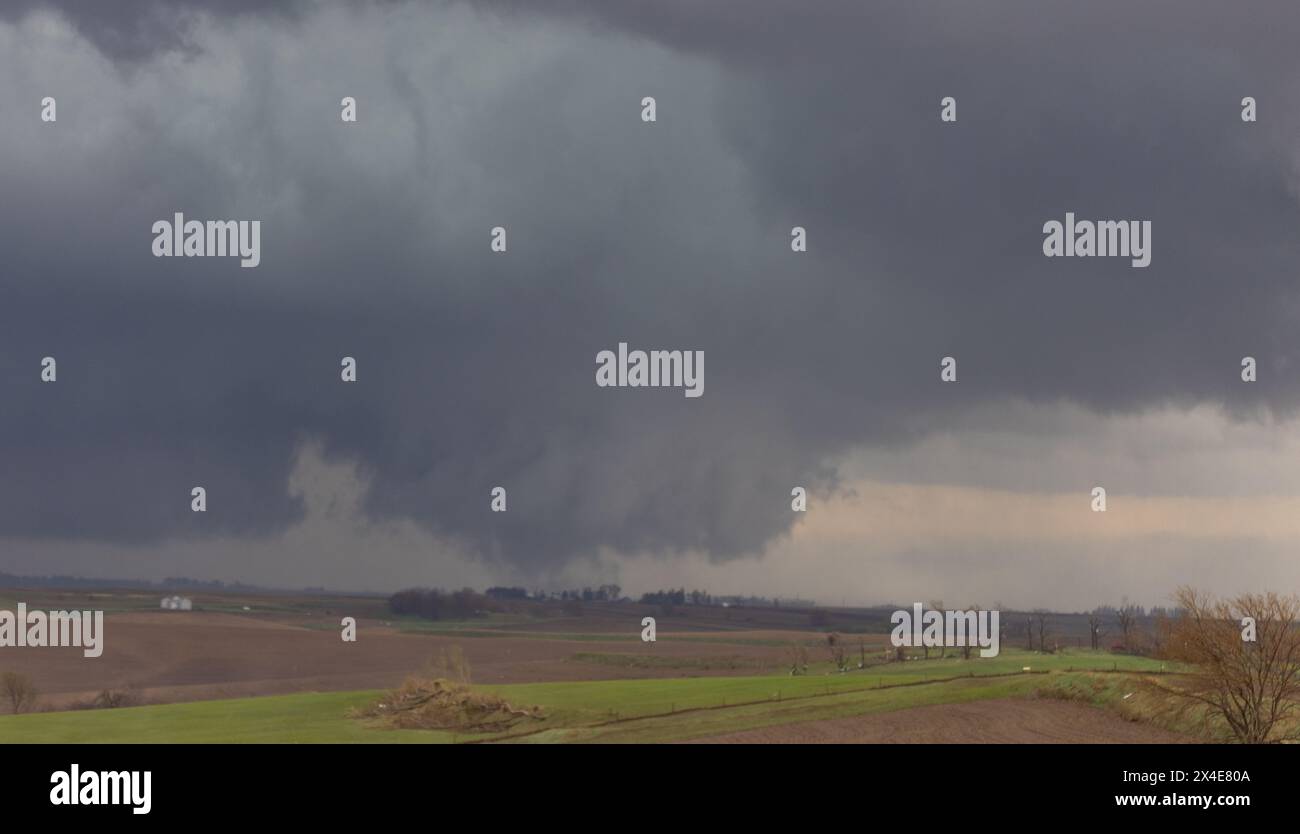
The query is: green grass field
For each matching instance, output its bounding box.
[0,650,1175,744]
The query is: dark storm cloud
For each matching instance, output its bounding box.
[3,1,1300,576]
[0,0,302,60]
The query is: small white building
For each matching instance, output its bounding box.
[160,595,193,611]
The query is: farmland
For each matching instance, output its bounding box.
[0,586,1194,743]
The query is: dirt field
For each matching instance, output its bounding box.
[693,698,1191,743]
[3,610,826,708]
[0,590,1186,748]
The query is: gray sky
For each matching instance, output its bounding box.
[3,1,1300,609]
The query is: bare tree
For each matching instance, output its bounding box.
[1032,609,1051,653]
[928,600,945,658]
[1117,596,1138,651]
[960,603,981,659]
[825,632,847,671]
[2,672,37,714]
[1156,587,1300,743]
[786,641,809,676]
[1087,609,1105,651]
[1150,608,1170,656]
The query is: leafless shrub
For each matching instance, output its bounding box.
[426,646,472,685]
[2,672,38,714]
[786,641,809,675]
[1154,587,1300,743]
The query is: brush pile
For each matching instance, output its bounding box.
[352,677,545,732]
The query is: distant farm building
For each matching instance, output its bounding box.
[160,595,193,611]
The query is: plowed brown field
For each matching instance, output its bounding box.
[5,611,812,708]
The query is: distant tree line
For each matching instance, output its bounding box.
[0,572,261,592]
[550,585,623,602]
[639,588,713,605]
[389,587,495,620]
[1003,597,1183,655]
